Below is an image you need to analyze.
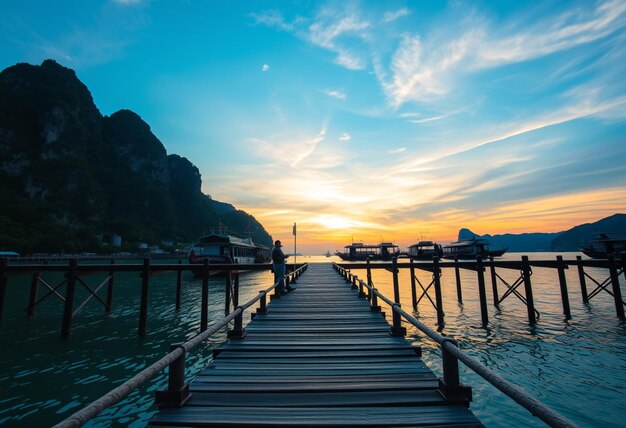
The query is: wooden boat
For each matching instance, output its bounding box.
[188,234,271,264]
[335,242,400,261]
[442,238,507,259]
[580,233,626,259]
[406,241,443,260]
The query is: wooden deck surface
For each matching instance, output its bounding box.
[148,263,482,427]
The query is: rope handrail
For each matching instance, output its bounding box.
[53,264,307,428]
[333,263,578,428]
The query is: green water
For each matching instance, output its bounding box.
[1,254,625,427]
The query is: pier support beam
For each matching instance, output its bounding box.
[175,260,182,311]
[28,272,39,316]
[139,258,151,336]
[489,257,499,307]
[556,256,571,320]
[410,259,418,311]
[106,260,115,313]
[433,257,444,326]
[61,259,78,337]
[576,256,589,304]
[476,256,488,325]
[608,256,625,320]
[521,256,536,324]
[200,260,209,332]
[454,257,463,304]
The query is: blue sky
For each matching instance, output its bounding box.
[1,0,625,251]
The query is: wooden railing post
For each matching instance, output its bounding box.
[367,259,381,313]
[0,259,7,327]
[608,256,625,320]
[410,259,417,310]
[139,258,150,336]
[576,256,588,304]
[521,256,536,324]
[28,271,40,316]
[175,259,182,311]
[257,290,267,315]
[556,255,571,319]
[438,338,472,402]
[433,257,444,326]
[62,259,78,337]
[476,256,488,325]
[106,260,115,313]
[489,256,499,306]
[390,256,406,336]
[200,260,209,332]
[454,257,463,303]
[351,274,358,290]
[154,343,191,407]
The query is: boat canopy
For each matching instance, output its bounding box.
[197,234,256,248]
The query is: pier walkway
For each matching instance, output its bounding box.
[148,263,482,427]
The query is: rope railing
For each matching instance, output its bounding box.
[333,263,578,428]
[53,263,308,428]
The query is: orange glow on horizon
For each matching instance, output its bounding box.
[243,186,626,254]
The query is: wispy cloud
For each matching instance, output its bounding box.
[379,0,626,106]
[339,133,351,141]
[261,64,270,72]
[249,10,297,31]
[390,147,406,154]
[112,0,144,4]
[383,8,410,23]
[320,89,346,100]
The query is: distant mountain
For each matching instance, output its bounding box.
[0,59,272,253]
[551,214,626,251]
[458,213,626,252]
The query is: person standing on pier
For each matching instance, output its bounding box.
[272,240,295,295]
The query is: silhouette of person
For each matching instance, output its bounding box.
[272,240,294,295]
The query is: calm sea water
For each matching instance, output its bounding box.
[0,253,624,427]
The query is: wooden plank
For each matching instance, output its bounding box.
[149,406,482,427]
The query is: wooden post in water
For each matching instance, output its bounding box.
[489,256,499,306]
[228,273,245,338]
[476,256,488,325]
[175,260,182,311]
[0,259,7,327]
[410,259,417,310]
[454,257,463,303]
[139,258,151,336]
[28,271,40,316]
[390,256,406,336]
[608,256,625,320]
[200,260,209,332]
[521,256,536,324]
[576,256,589,303]
[225,272,232,317]
[556,256,571,319]
[61,259,78,337]
[106,260,115,313]
[433,257,444,326]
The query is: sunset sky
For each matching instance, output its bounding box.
[1,1,626,253]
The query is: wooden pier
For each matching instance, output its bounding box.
[148,263,481,427]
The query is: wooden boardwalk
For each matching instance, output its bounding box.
[148,263,482,427]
